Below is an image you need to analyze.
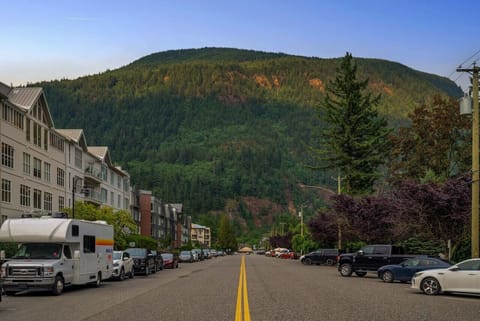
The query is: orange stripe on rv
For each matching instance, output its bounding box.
[96,239,114,246]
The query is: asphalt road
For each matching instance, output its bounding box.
[1,254,480,321]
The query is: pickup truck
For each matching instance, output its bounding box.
[338,244,416,277]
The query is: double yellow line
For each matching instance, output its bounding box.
[235,255,251,321]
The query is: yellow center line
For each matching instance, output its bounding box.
[235,255,251,321]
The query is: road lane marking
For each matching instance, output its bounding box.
[235,256,251,321]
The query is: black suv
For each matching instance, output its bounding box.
[151,250,164,272]
[301,249,343,265]
[125,248,156,275]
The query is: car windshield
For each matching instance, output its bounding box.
[13,243,63,259]
[125,248,146,256]
[162,254,173,259]
[113,252,122,260]
[180,251,190,255]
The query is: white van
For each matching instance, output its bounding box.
[0,216,113,295]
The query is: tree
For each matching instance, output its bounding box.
[217,215,237,251]
[389,95,470,182]
[315,52,392,195]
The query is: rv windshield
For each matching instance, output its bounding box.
[13,243,63,259]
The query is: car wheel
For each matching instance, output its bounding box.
[119,268,125,281]
[355,272,367,277]
[381,270,394,283]
[304,258,312,265]
[52,275,65,296]
[421,277,441,295]
[326,259,334,266]
[339,263,353,277]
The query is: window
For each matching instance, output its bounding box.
[20,184,31,207]
[33,188,42,209]
[33,157,42,178]
[101,188,107,203]
[110,191,114,206]
[63,245,72,259]
[74,148,82,169]
[110,171,114,185]
[44,129,48,150]
[117,195,121,208]
[58,196,65,211]
[2,179,11,203]
[2,103,24,129]
[26,118,31,141]
[83,235,96,253]
[44,162,51,182]
[72,225,79,236]
[101,164,107,181]
[117,176,121,189]
[50,132,64,152]
[44,192,52,211]
[2,143,14,168]
[373,246,390,255]
[23,152,31,174]
[33,122,42,147]
[57,168,65,186]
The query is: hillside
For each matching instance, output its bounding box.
[38,47,462,240]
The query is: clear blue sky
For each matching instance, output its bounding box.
[1,0,479,91]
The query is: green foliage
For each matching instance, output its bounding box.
[0,242,18,258]
[397,235,445,256]
[68,202,140,250]
[344,241,367,252]
[37,48,462,238]
[291,234,318,254]
[125,234,158,250]
[217,215,238,250]
[316,52,392,195]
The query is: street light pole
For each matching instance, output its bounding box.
[72,176,82,219]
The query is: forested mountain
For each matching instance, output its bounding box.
[38,47,462,240]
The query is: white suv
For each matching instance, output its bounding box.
[112,251,134,281]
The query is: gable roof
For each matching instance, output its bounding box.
[0,82,54,127]
[56,129,88,151]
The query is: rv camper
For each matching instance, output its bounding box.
[0,217,113,295]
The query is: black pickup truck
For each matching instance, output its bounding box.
[338,244,416,277]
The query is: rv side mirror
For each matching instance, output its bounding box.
[357,250,364,256]
[74,250,81,259]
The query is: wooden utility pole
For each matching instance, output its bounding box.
[457,64,480,258]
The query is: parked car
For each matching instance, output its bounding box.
[411,258,480,295]
[151,250,164,272]
[112,251,135,280]
[276,248,290,258]
[161,253,179,269]
[203,249,211,259]
[338,244,417,277]
[125,248,156,275]
[279,251,297,259]
[378,257,450,283]
[192,249,204,261]
[179,250,194,263]
[302,249,342,265]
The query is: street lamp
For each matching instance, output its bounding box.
[72,176,82,219]
[299,206,304,256]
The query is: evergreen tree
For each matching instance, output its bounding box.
[217,215,237,251]
[316,52,392,195]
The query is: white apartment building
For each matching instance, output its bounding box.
[191,223,211,247]
[0,82,132,224]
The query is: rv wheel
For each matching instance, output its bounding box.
[94,272,102,287]
[52,275,65,296]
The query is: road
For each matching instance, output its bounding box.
[1,254,480,321]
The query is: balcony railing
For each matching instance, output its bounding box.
[84,166,103,182]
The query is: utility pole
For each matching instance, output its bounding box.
[458,64,480,258]
[332,174,344,249]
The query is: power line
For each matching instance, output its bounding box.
[448,49,480,79]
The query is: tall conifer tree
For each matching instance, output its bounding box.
[318,52,391,195]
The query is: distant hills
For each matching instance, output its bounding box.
[38,47,462,240]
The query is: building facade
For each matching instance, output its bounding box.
[191,223,211,248]
[0,82,132,224]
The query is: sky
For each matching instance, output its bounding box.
[1,0,480,91]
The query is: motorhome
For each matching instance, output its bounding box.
[0,216,114,295]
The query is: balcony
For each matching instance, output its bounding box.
[82,188,102,205]
[84,166,102,184]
